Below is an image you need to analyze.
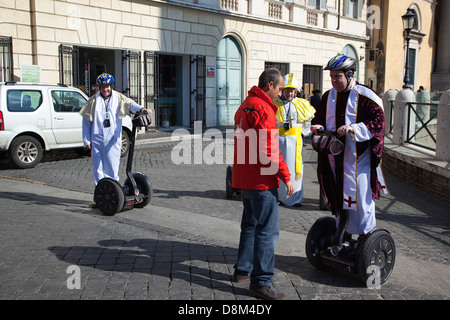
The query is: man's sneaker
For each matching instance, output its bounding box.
[232,271,250,283]
[249,283,287,300]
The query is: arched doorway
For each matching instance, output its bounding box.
[216,36,242,125]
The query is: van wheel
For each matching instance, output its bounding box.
[121,129,130,158]
[9,136,43,169]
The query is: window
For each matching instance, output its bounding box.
[342,44,359,81]
[408,6,421,32]
[265,62,289,77]
[369,50,376,62]
[59,44,78,86]
[303,65,322,99]
[307,0,327,11]
[51,90,86,112]
[344,0,364,19]
[407,48,416,87]
[0,36,13,82]
[7,90,42,112]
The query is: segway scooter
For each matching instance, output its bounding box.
[94,111,153,216]
[305,130,396,287]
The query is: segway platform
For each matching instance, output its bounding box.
[305,215,396,287]
[94,111,152,216]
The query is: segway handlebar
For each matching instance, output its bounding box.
[132,110,152,127]
[311,129,344,156]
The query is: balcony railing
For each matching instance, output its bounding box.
[406,102,438,151]
[268,2,282,20]
[307,10,318,26]
[221,0,239,11]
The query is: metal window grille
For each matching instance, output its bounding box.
[126,51,142,103]
[194,55,206,126]
[0,36,13,82]
[144,51,158,128]
[58,45,79,86]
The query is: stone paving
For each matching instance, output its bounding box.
[0,131,449,300]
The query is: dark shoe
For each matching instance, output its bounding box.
[357,234,366,243]
[91,201,98,208]
[343,231,353,243]
[232,271,250,283]
[293,202,302,207]
[249,283,286,300]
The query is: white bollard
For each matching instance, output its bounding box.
[436,89,450,161]
[382,89,398,135]
[392,88,415,145]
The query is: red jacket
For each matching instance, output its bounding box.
[232,86,291,190]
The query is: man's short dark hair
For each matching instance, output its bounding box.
[258,68,281,88]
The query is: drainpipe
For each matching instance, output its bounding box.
[29,0,38,65]
[379,0,384,41]
[337,0,341,30]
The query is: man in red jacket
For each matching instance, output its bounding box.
[232,68,294,300]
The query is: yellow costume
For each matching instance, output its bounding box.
[275,98,316,179]
[274,73,316,206]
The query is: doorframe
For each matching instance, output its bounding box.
[190,55,206,127]
[215,33,247,125]
[222,32,247,103]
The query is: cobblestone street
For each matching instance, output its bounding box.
[0,133,449,300]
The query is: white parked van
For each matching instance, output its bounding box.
[0,82,132,168]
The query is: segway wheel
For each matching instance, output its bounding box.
[357,229,396,287]
[226,165,234,198]
[94,178,125,216]
[124,172,152,208]
[305,216,336,270]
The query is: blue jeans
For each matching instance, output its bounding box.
[234,189,280,286]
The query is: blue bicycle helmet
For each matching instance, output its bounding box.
[96,73,115,86]
[325,54,357,90]
[324,54,356,72]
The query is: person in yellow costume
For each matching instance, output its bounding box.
[274,73,316,207]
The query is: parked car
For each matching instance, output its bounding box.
[0,82,132,168]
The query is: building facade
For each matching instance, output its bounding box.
[366,0,445,94]
[1,0,372,127]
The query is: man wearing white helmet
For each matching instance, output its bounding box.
[310,54,388,239]
[274,73,316,207]
[79,73,151,207]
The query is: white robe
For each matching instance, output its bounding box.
[82,91,141,185]
[326,84,387,234]
[332,149,376,234]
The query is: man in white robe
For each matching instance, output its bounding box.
[274,74,316,207]
[79,73,151,206]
